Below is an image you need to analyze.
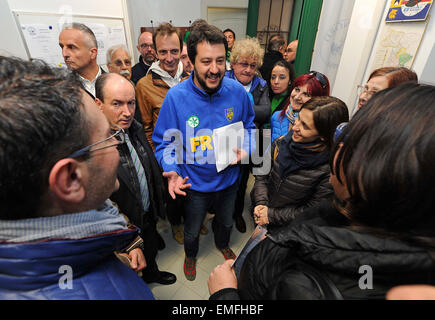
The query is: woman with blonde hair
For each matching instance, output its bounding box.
[225,36,270,233]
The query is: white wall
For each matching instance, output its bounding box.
[127,0,248,62]
[2,0,134,63]
[332,0,389,113]
[311,0,356,89]
[363,0,435,84]
[0,0,28,58]
[333,0,435,114]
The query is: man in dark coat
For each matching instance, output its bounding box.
[259,34,295,92]
[131,31,157,85]
[96,72,176,285]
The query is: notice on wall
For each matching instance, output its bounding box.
[386,0,433,22]
[21,24,61,66]
[369,21,427,70]
[15,12,128,69]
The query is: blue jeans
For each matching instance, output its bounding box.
[184,183,238,258]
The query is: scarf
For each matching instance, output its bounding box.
[0,200,128,243]
[271,91,288,115]
[285,104,299,126]
[277,130,330,178]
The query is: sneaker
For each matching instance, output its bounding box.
[200,224,208,235]
[172,224,184,244]
[220,247,237,260]
[184,257,197,281]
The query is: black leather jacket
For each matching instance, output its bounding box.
[251,137,333,226]
[210,201,435,300]
[110,120,166,231]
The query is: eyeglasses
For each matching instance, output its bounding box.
[67,126,126,159]
[309,71,327,89]
[237,62,257,70]
[139,43,154,49]
[357,84,379,97]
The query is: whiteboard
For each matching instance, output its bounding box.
[13,11,129,68]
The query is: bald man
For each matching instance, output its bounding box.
[95,73,176,286]
[132,31,157,84]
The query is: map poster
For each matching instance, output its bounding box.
[369,21,427,70]
[386,0,433,22]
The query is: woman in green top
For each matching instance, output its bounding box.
[269,60,293,117]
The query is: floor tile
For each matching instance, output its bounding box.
[149,174,256,300]
[171,284,204,300]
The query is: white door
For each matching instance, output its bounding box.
[207,7,248,40]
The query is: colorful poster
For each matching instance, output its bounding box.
[386,0,433,22]
[369,22,427,70]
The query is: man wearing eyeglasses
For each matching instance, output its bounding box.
[95,73,177,286]
[107,44,133,80]
[0,57,154,299]
[131,31,156,85]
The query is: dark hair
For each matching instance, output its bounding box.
[187,20,228,64]
[152,22,183,52]
[268,34,285,52]
[300,96,349,151]
[0,56,90,220]
[368,67,418,88]
[223,28,235,39]
[331,83,435,235]
[271,60,292,87]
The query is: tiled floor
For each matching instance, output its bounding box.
[148,175,256,300]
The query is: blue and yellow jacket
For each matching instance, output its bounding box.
[153,72,256,192]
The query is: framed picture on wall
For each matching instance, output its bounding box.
[386,0,433,22]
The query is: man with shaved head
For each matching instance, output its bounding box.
[59,22,105,97]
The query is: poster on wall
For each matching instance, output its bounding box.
[386,0,433,22]
[369,21,427,70]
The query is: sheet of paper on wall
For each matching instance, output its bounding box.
[21,24,60,67]
[213,121,244,173]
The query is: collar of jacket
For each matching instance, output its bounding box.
[225,70,266,93]
[267,201,435,274]
[0,226,139,291]
[127,119,143,137]
[265,50,283,60]
[150,68,189,89]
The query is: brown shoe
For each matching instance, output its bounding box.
[172,225,184,244]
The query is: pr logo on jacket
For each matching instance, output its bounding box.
[225,108,234,122]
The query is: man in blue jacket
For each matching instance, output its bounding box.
[153,21,256,281]
[0,56,153,300]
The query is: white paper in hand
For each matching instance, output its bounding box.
[212,121,244,172]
